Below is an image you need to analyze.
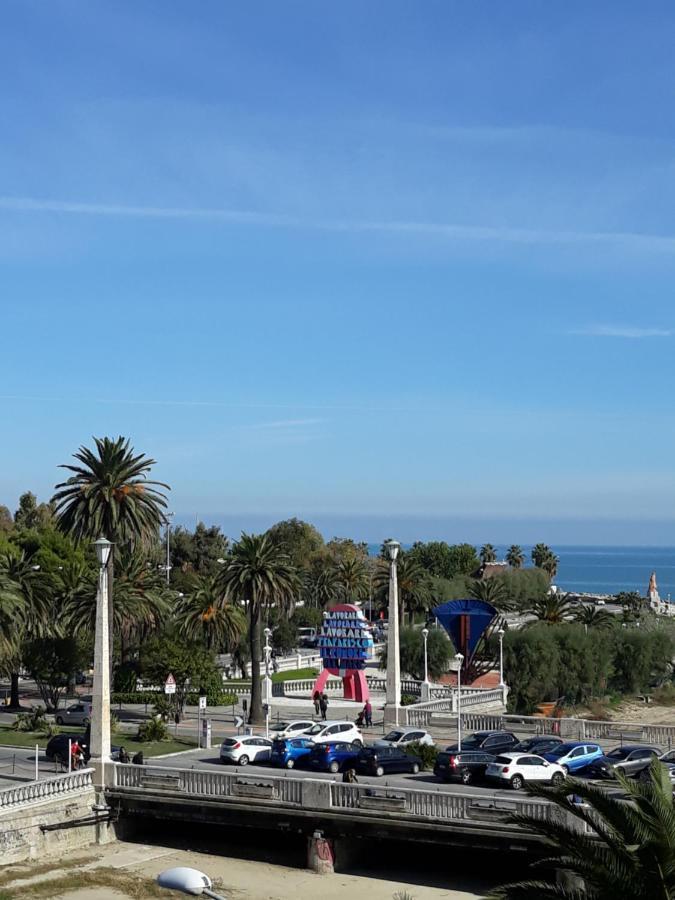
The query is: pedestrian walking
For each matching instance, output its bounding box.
[313,690,321,715]
[319,693,328,720]
[342,768,358,784]
[364,699,372,727]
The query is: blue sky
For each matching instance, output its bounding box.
[2,1,675,544]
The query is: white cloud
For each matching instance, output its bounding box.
[571,325,672,338]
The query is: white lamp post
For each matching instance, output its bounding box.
[384,539,401,726]
[90,537,113,784]
[163,512,174,585]
[263,627,272,738]
[455,652,464,752]
[157,867,226,899]
[497,627,505,686]
[421,626,430,702]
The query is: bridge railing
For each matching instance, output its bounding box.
[405,688,506,726]
[109,762,567,832]
[0,769,94,811]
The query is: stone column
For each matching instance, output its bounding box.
[90,559,111,786]
[384,548,401,725]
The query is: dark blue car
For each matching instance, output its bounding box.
[270,737,315,769]
[308,741,361,774]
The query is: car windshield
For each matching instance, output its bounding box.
[274,723,290,730]
[384,731,404,741]
[461,738,481,749]
[606,747,632,760]
[494,756,512,764]
[307,724,323,735]
[548,744,575,758]
[221,739,238,747]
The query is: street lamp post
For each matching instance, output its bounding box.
[384,540,401,726]
[164,512,174,585]
[263,627,272,738]
[455,652,464,752]
[90,537,113,785]
[421,626,430,702]
[157,867,226,899]
[497,627,505,686]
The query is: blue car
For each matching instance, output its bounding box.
[543,741,603,773]
[308,741,361,774]
[270,737,315,770]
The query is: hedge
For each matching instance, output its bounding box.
[112,691,238,707]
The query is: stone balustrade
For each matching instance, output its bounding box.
[0,769,94,811]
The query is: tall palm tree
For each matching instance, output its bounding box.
[573,604,614,630]
[175,574,246,650]
[52,436,169,671]
[0,566,25,675]
[301,565,343,608]
[531,542,553,568]
[506,545,525,569]
[480,543,497,564]
[0,550,52,706]
[218,533,298,724]
[334,556,370,602]
[541,552,560,580]
[488,762,675,899]
[528,593,574,624]
[373,554,433,624]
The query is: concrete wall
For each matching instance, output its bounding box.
[0,786,114,865]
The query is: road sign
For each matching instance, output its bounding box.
[164,673,176,695]
[198,695,207,710]
[234,715,244,728]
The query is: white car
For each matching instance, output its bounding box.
[219,735,273,766]
[303,720,363,746]
[269,720,315,740]
[486,752,566,790]
[374,728,434,749]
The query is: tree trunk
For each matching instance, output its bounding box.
[248,601,263,724]
[107,549,115,684]
[10,671,20,708]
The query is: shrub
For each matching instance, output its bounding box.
[111,692,161,705]
[110,712,120,734]
[136,717,169,742]
[12,707,48,732]
[652,683,675,706]
[405,741,438,770]
[400,693,417,706]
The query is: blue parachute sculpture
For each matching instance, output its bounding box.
[432,598,498,681]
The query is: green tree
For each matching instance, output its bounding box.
[574,605,614,630]
[52,436,169,673]
[0,506,13,533]
[334,555,370,602]
[505,545,525,568]
[469,577,512,610]
[266,518,324,570]
[479,543,497,564]
[528,593,574,624]
[169,522,230,585]
[218,533,297,724]
[14,492,54,531]
[488,762,675,900]
[22,636,87,711]
[531,543,553,568]
[373,554,433,624]
[409,541,479,580]
[378,626,452,681]
[175,574,246,651]
[140,633,222,720]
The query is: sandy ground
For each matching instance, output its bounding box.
[1,841,488,900]
[608,700,675,725]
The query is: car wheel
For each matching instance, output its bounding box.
[510,774,524,791]
[286,759,295,769]
[460,769,472,785]
[375,765,385,777]
[329,761,340,774]
[352,739,363,748]
[55,716,64,725]
[238,755,249,766]
[83,717,90,725]
[551,772,564,786]
[411,763,420,775]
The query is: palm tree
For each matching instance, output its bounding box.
[373,554,432,624]
[175,574,246,650]
[506,545,525,569]
[573,604,614,630]
[0,550,52,706]
[469,577,513,611]
[52,436,169,672]
[0,566,25,677]
[528,593,574,624]
[218,533,298,724]
[531,543,552,568]
[541,552,560,580]
[301,565,343,608]
[487,762,675,899]
[480,544,497,564]
[333,556,370,602]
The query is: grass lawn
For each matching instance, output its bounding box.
[0,726,196,758]
[272,667,318,682]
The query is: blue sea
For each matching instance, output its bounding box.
[367,544,675,599]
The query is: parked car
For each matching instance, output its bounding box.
[585,745,661,780]
[269,720,315,740]
[55,702,92,726]
[219,736,273,766]
[543,741,603,773]
[446,731,519,756]
[307,741,361,774]
[486,752,567,790]
[297,627,318,648]
[356,746,421,777]
[512,736,564,756]
[434,750,494,785]
[269,737,315,769]
[374,728,434,749]
[303,720,363,746]
[639,750,675,784]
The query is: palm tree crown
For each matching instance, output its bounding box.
[480,543,497,564]
[528,593,574,624]
[175,574,246,650]
[488,762,675,899]
[506,545,525,568]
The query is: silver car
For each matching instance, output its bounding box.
[55,702,92,726]
[374,728,434,748]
